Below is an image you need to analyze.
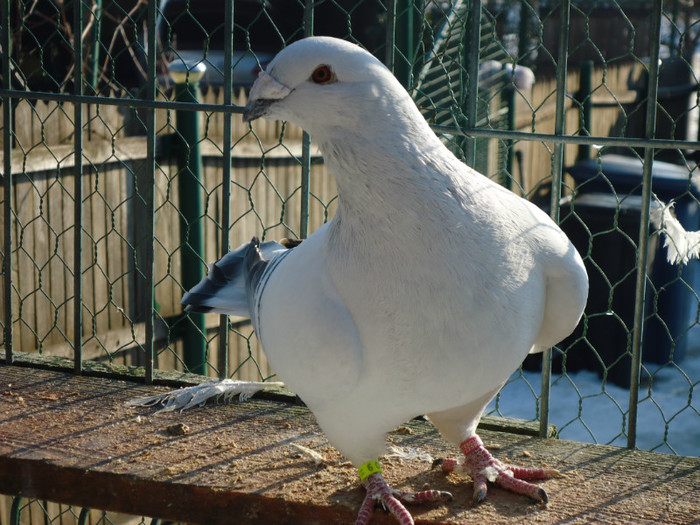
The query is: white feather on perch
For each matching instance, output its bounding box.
[127,379,284,414]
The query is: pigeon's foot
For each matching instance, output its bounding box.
[434,434,557,505]
[355,472,453,525]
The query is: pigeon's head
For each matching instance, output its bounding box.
[243,37,411,135]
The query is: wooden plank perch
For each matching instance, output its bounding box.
[0,365,698,524]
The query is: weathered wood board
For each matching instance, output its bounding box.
[0,365,698,524]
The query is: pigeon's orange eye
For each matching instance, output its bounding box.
[311,65,335,84]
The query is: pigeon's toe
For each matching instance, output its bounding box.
[492,466,552,504]
[394,487,454,504]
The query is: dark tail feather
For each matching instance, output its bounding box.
[183,303,216,314]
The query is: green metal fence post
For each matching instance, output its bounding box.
[577,60,594,162]
[9,497,22,525]
[2,0,14,364]
[143,0,158,384]
[89,0,103,94]
[541,0,571,438]
[462,0,482,167]
[505,87,516,190]
[386,0,396,69]
[628,0,664,450]
[170,62,208,376]
[300,0,315,240]
[73,0,85,375]
[77,508,91,525]
[218,0,235,379]
[393,0,417,89]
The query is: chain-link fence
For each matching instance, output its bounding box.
[2,0,700,521]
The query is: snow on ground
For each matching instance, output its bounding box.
[488,334,700,457]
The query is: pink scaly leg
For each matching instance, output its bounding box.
[355,472,453,525]
[434,434,557,504]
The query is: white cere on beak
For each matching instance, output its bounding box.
[249,71,293,102]
[243,71,294,122]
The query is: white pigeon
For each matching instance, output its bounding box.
[182,36,589,525]
[478,59,536,90]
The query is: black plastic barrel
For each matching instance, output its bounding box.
[553,155,700,387]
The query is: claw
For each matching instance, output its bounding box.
[473,484,488,504]
[441,491,455,502]
[536,487,548,504]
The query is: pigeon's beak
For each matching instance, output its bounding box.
[242,99,274,123]
[243,71,293,122]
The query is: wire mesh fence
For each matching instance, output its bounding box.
[1,1,700,520]
[0,497,163,525]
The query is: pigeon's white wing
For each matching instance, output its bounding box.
[251,222,364,407]
[526,198,589,353]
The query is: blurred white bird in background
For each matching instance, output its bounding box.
[650,198,700,264]
[179,37,589,525]
[478,59,536,90]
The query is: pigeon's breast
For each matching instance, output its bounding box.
[324,213,546,407]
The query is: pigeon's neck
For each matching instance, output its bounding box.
[319,125,466,238]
